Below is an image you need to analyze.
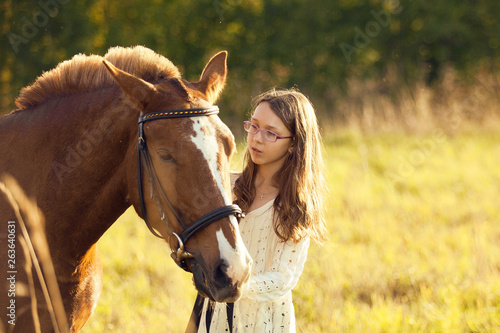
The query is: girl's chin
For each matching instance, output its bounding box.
[250,155,260,164]
[249,152,263,165]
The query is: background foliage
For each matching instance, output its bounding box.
[1,0,500,128]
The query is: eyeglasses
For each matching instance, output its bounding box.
[243,121,293,142]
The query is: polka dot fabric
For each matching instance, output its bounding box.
[198,199,310,332]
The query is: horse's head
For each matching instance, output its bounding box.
[103,52,251,302]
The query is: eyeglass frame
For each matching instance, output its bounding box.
[243,121,294,142]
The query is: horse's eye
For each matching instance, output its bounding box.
[157,149,176,163]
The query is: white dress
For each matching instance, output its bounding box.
[197,199,310,332]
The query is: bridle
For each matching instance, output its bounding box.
[137,106,243,272]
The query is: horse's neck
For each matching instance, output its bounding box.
[2,89,138,262]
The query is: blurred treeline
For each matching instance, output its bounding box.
[1,0,500,130]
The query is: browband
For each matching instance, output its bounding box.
[138,106,219,123]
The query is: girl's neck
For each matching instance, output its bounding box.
[255,165,278,190]
[249,166,279,212]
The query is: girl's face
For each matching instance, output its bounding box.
[247,101,293,169]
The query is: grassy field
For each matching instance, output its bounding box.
[82,127,500,333]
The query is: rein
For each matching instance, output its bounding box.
[137,106,243,272]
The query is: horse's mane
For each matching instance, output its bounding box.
[15,46,182,110]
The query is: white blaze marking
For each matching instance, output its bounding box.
[216,229,250,282]
[190,117,231,206]
[190,118,250,281]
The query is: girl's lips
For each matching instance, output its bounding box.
[251,146,262,154]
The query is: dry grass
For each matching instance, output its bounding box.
[295,127,500,332]
[322,66,500,134]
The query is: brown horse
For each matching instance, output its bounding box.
[0,46,251,332]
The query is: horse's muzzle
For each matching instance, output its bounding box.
[190,258,249,302]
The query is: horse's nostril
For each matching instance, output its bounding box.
[213,259,230,284]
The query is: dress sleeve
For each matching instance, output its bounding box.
[242,236,310,302]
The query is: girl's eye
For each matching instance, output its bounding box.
[263,131,278,141]
[157,149,176,163]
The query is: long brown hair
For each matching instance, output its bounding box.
[233,88,327,244]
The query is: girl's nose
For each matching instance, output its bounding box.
[253,129,264,142]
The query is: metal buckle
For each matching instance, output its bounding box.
[169,232,194,269]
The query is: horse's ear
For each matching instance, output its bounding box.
[193,51,227,104]
[102,59,156,110]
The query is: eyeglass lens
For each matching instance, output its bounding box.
[244,122,278,142]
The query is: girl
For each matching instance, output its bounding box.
[187,87,327,332]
